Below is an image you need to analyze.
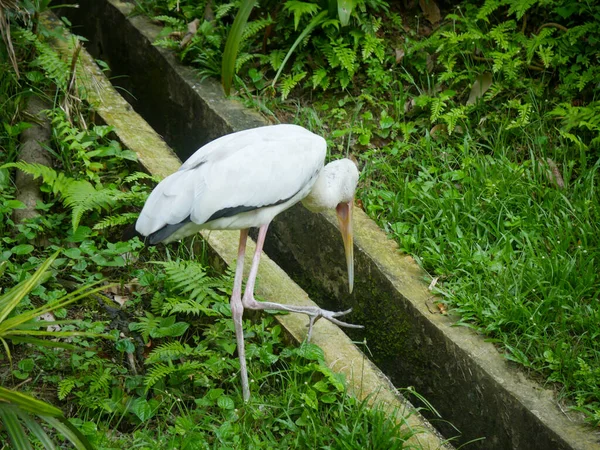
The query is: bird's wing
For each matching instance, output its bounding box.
[135,125,326,236]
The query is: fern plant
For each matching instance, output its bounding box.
[17,28,71,92]
[150,0,389,99]
[128,260,236,393]
[1,162,149,231]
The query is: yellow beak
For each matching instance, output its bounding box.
[336,200,354,294]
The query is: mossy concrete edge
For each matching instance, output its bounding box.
[44,10,451,450]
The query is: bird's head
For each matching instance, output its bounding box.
[302,158,359,293]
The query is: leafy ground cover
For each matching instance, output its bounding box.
[0,4,430,449]
[135,0,600,425]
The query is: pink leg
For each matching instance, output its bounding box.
[242,224,362,341]
[231,229,250,401]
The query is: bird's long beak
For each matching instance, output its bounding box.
[336,200,354,294]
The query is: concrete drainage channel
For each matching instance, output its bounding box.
[49,1,599,449]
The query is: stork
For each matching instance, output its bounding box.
[135,124,362,401]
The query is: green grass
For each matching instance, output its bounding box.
[361,133,600,417]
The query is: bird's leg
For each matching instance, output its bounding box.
[242,224,363,342]
[231,229,250,402]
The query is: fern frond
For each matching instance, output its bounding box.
[144,360,205,391]
[152,15,185,28]
[161,296,220,317]
[241,17,273,41]
[269,49,285,71]
[311,67,329,90]
[58,378,76,400]
[130,312,161,343]
[63,182,118,231]
[2,162,60,191]
[441,106,467,134]
[235,52,258,71]
[146,341,190,365]
[89,367,112,394]
[331,41,356,75]
[361,33,384,62]
[489,21,516,50]
[476,0,501,21]
[160,261,223,301]
[144,363,176,391]
[430,97,447,123]
[150,292,164,316]
[280,71,307,100]
[507,0,537,20]
[93,213,139,230]
[215,2,236,20]
[283,1,320,30]
[123,172,161,185]
[145,341,209,365]
[17,29,70,89]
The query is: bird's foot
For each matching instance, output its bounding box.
[306,308,363,342]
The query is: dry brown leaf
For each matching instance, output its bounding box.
[426,53,435,72]
[404,97,416,114]
[467,72,493,105]
[395,48,405,63]
[430,124,447,138]
[112,295,128,307]
[435,301,447,314]
[187,18,200,34]
[180,19,200,48]
[104,280,139,307]
[167,31,183,40]
[39,312,61,332]
[419,0,441,26]
[546,158,565,189]
[427,276,439,291]
[204,0,215,22]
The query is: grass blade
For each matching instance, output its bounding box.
[0,387,63,417]
[15,409,57,450]
[337,0,354,26]
[0,252,58,323]
[221,0,257,96]
[0,282,113,333]
[271,10,327,88]
[0,404,33,450]
[42,415,94,450]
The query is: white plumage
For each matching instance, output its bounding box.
[135,124,361,401]
[136,124,326,241]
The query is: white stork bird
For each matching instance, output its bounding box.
[135,124,362,401]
